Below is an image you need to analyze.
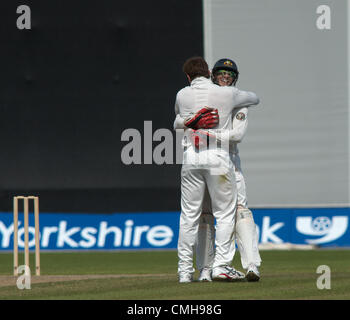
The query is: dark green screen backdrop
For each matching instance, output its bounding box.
[0,0,203,212]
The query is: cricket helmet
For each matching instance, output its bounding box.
[211,58,239,85]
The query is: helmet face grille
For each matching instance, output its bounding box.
[215,70,236,78]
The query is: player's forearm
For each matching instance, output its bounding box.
[173,114,186,130]
[235,91,259,108]
[211,122,247,143]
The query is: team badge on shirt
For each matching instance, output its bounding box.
[236,112,246,121]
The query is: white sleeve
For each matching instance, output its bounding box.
[174,93,180,115]
[173,92,186,130]
[173,114,186,130]
[228,107,248,142]
[234,89,259,108]
[208,107,248,143]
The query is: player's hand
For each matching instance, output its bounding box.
[184,107,219,130]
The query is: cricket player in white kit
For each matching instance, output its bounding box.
[175,57,259,283]
[175,58,261,282]
[199,59,262,282]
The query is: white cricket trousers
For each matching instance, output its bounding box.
[177,163,237,275]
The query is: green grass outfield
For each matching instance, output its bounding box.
[0,250,349,300]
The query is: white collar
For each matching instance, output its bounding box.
[190,76,211,86]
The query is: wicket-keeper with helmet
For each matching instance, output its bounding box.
[174,58,261,282]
